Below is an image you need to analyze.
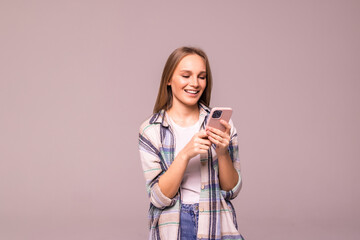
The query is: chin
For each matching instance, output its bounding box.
[183,99,200,107]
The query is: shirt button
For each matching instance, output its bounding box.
[201,184,205,190]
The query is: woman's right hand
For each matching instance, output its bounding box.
[158,129,211,199]
[180,129,212,160]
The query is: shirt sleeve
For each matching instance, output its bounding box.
[220,119,243,201]
[138,125,177,209]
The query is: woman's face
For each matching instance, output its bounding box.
[168,54,207,109]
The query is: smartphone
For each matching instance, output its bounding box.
[205,107,233,132]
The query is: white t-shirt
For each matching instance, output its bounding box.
[168,115,201,204]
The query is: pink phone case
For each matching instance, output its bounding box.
[206,107,233,132]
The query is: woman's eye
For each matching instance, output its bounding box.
[182,75,190,78]
[199,76,206,80]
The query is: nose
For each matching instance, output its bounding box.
[189,76,199,87]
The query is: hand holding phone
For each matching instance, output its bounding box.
[205,107,232,132]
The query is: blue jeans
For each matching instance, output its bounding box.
[180,203,199,240]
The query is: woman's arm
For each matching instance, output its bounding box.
[206,120,239,191]
[217,150,239,191]
[157,151,188,199]
[158,130,211,198]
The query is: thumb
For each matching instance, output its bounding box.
[198,129,208,138]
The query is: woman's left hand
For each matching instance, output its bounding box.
[206,119,231,156]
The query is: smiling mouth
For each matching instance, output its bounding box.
[184,89,200,94]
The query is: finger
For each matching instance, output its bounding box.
[207,132,230,147]
[208,135,223,146]
[199,149,208,154]
[198,144,210,150]
[197,138,212,146]
[207,127,230,142]
[220,120,231,134]
[207,126,226,137]
[206,129,223,142]
[197,129,208,138]
[197,147,209,153]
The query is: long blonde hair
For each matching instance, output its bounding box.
[153,46,213,113]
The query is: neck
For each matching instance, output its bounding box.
[167,102,199,127]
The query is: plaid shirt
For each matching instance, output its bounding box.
[139,103,244,240]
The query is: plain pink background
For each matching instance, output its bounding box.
[1,0,359,239]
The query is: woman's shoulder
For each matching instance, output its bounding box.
[139,111,163,137]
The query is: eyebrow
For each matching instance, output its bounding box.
[180,70,207,74]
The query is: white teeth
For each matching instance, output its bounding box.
[185,90,198,94]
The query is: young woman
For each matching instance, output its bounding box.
[139,47,244,240]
